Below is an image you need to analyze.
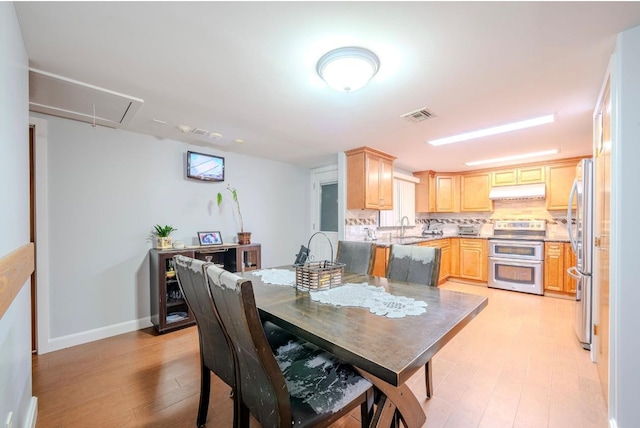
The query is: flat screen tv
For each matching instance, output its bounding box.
[186,151,225,182]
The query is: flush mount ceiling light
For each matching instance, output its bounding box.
[428,114,555,146]
[464,149,560,166]
[316,46,380,93]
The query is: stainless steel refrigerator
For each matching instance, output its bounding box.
[567,158,593,350]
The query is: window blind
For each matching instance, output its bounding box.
[379,176,416,227]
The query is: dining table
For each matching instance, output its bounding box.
[241,266,488,428]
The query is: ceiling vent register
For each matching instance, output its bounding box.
[401,108,435,123]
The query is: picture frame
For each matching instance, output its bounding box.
[197,231,223,246]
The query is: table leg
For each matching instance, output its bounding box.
[355,368,426,428]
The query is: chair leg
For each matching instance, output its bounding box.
[360,388,375,428]
[197,366,211,427]
[425,359,433,399]
[233,398,250,428]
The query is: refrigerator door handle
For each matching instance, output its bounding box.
[567,180,578,253]
[567,266,581,300]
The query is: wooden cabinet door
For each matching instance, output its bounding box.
[459,239,487,281]
[564,243,577,294]
[544,242,564,292]
[460,172,492,212]
[365,154,382,208]
[372,246,389,277]
[518,166,545,184]
[414,170,435,213]
[419,238,450,284]
[546,162,577,210]
[435,174,458,212]
[491,169,518,186]
[449,238,460,278]
[379,157,394,210]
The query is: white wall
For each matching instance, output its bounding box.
[611,24,640,428]
[31,112,310,351]
[0,3,34,426]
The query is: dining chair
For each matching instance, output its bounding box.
[335,240,377,275]
[386,244,442,399]
[205,264,374,428]
[174,255,299,427]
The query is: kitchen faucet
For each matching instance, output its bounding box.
[400,216,410,238]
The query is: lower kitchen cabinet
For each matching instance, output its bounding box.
[372,246,389,277]
[418,238,451,285]
[458,239,488,282]
[544,242,576,295]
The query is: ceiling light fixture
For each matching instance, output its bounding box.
[428,114,555,146]
[464,149,560,166]
[316,46,380,93]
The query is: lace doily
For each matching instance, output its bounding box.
[309,282,427,318]
[251,269,296,286]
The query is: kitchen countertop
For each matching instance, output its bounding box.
[357,234,570,247]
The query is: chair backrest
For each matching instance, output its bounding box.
[205,265,291,428]
[335,241,377,275]
[173,255,235,387]
[386,244,441,286]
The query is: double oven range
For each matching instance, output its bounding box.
[488,220,546,295]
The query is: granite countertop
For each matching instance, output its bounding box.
[359,234,570,247]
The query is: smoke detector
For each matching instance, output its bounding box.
[401,107,435,123]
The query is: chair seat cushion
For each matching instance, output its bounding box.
[273,339,371,421]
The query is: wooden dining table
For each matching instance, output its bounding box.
[241,267,488,428]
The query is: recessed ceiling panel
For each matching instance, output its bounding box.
[29,68,143,128]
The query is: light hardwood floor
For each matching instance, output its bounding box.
[32,281,607,427]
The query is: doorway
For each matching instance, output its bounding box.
[310,166,339,262]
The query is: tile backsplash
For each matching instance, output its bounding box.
[344,199,570,241]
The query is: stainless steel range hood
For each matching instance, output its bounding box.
[489,183,546,200]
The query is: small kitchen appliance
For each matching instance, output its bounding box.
[458,224,479,236]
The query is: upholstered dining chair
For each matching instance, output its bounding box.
[174,255,297,428]
[335,240,377,275]
[205,264,374,428]
[386,244,442,399]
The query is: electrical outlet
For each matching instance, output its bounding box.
[5,411,13,428]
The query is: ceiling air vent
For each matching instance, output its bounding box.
[191,128,210,135]
[29,68,143,128]
[401,107,435,123]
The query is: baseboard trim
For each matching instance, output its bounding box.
[24,396,37,428]
[38,317,153,354]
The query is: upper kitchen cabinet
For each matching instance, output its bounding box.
[460,171,492,212]
[546,158,583,210]
[434,173,459,212]
[413,170,435,213]
[346,146,396,210]
[491,165,545,187]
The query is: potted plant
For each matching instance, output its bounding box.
[153,224,177,249]
[217,185,251,244]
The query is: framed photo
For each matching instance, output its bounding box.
[198,231,223,246]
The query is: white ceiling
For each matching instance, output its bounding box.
[14,2,640,172]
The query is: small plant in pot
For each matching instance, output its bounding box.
[217,185,251,244]
[153,224,177,249]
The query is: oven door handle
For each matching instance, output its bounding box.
[489,257,543,265]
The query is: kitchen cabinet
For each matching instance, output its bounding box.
[418,238,451,284]
[458,239,488,282]
[434,174,459,212]
[413,170,435,213]
[372,246,389,277]
[346,146,396,210]
[491,165,545,187]
[460,172,492,212]
[564,243,577,294]
[546,160,579,210]
[449,238,460,277]
[544,242,565,292]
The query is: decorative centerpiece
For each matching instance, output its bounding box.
[217,185,251,244]
[295,232,345,292]
[153,224,177,249]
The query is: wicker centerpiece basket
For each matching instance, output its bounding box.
[295,232,345,292]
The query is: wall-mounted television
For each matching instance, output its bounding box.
[186,151,225,182]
